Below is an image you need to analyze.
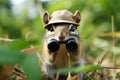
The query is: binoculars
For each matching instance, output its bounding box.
[48,38,78,52]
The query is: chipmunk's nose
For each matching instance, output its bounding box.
[59,35,65,41]
[58,31,65,41]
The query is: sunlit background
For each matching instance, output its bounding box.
[1,0,119,53]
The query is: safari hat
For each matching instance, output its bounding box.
[43,10,81,28]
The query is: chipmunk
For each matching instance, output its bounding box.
[41,10,85,80]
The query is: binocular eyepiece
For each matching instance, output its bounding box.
[48,39,60,52]
[48,38,78,52]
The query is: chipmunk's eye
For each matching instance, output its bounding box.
[69,24,75,32]
[49,25,55,32]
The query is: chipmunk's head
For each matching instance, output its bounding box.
[43,10,81,52]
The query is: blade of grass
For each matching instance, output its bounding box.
[97,51,110,66]
[83,72,93,80]
[53,65,103,74]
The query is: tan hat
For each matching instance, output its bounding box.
[43,10,81,28]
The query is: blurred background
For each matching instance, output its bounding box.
[0,0,120,80]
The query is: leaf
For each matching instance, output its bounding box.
[21,54,41,80]
[0,45,41,80]
[21,47,38,55]
[9,39,38,50]
[0,47,27,65]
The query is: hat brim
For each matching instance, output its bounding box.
[44,20,79,28]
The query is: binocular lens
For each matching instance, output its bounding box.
[66,39,78,52]
[48,39,59,52]
[47,38,78,52]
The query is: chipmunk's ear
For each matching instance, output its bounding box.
[73,10,81,23]
[43,11,51,24]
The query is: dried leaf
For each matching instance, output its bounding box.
[21,47,38,55]
[99,32,120,38]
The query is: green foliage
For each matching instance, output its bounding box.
[21,54,41,80]
[0,47,26,64]
[9,39,38,50]
[0,39,41,80]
